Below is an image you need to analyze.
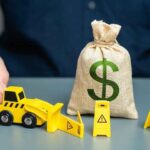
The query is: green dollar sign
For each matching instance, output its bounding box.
[87,58,119,101]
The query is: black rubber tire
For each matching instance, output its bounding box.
[0,110,13,126]
[22,113,37,128]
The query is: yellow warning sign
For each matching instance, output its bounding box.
[93,101,111,137]
[144,111,150,129]
[58,111,84,138]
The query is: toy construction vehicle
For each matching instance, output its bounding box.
[0,86,84,138]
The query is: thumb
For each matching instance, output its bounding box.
[0,58,9,84]
[0,58,9,103]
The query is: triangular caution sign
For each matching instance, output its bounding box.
[67,121,73,130]
[97,114,107,123]
[144,111,150,128]
[93,101,111,137]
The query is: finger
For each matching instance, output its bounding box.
[0,57,9,85]
[0,83,4,103]
[0,58,9,103]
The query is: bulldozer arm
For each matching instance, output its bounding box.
[24,102,84,138]
[47,103,84,138]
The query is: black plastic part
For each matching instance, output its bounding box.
[4,91,18,102]
[0,110,13,126]
[22,113,37,128]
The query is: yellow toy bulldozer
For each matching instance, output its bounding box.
[0,86,84,138]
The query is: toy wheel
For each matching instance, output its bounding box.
[0,111,13,126]
[22,113,37,128]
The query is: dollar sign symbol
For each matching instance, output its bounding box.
[87,58,119,101]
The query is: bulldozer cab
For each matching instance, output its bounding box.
[3,86,26,102]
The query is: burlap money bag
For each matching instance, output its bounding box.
[67,20,138,119]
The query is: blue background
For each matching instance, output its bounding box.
[0,0,150,77]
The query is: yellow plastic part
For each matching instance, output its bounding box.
[144,111,150,128]
[0,86,84,138]
[47,103,84,138]
[93,101,111,137]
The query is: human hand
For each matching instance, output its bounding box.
[0,58,9,103]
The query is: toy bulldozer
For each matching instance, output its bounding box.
[0,86,84,138]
